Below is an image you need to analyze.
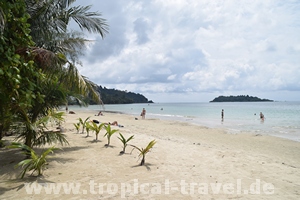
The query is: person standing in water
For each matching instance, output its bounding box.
[141,108,146,119]
[221,109,224,121]
[260,112,264,121]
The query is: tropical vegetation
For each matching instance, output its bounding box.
[85,122,92,137]
[90,122,105,141]
[89,86,154,104]
[104,124,118,146]
[130,140,156,166]
[1,0,158,179]
[74,122,81,134]
[8,142,59,178]
[210,95,273,102]
[118,133,134,154]
[78,117,91,134]
[0,0,108,149]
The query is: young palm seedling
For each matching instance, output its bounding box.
[104,124,118,147]
[130,140,156,166]
[91,122,105,141]
[74,123,81,134]
[8,142,59,178]
[85,122,92,137]
[118,133,134,154]
[78,117,90,134]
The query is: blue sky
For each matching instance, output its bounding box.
[74,0,300,102]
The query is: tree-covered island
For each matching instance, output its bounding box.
[210,95,273,102]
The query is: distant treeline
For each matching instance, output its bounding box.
[91,86,153,104]
[210,95,273,102]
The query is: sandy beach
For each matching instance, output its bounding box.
[0,110,299,199]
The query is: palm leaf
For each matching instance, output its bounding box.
[130,140,156,165]
[118,133,134,153]
[33,131,69,147]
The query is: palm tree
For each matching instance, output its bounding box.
[104,124,118,147]
[118,133,134,154]
[8,142,59,178]
[91,122,105,141]
[74,122,81,134]
[78,117,91,134]
[85,122,92,137]
[131,140,156,166]
[25,0,109,104]
[14,79,69,148]
[1,0,109,148]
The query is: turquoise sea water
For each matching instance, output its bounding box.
[69,102,300,142]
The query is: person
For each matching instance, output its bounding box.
[260,112,264,121]
[221,109,224,120]
[141,108,146,119]
[109,121,119,126]
[96,111,103,116]
[108,121,124,127]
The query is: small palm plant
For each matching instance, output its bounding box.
[104,124,118,147]
[78,117,90,134]
[91,122,105,141]
[8,142,59,178]
[85,122,92,137]
[118,133,134,154]
[131,140,156,166]
[74,123,80,134]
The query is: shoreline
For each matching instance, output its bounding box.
[101,109,300,143]
[69,102,300,143]
[0,109,299,199]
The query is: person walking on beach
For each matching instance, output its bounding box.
[141,108,146,119]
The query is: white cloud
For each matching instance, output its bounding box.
[73,0,300,102]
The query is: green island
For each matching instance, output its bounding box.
[94,86,153,104]
[210,95,273,102]
[68,85,153,105]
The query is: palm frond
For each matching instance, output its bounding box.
[143,140,156,155]
[69,5,109,38]
[33,131,69,147]
[0,6,5,33]
[130,140,156,165]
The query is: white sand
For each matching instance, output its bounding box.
[0,110,299,199]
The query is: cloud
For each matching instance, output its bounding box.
[73,0,300,102]
[133,17,150,45]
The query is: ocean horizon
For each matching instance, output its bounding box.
[68,101,300,142]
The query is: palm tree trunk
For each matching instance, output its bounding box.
[107,137,110,146]
[141,155,145,166]
[25,131,33,149]
[0,125,4,141]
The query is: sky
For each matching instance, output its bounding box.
[73,0,300,103]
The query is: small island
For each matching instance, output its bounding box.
[210,95,273,102]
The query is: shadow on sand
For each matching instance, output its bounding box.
[131,163,154,171]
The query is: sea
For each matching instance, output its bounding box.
[68,101,300,142]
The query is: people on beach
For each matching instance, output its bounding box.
[109,121,118,126]
[108,121,124,127]
[96,111,103,116]
[260,112,264,121]
[141,108,146,119]
[221,109,224,120]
